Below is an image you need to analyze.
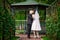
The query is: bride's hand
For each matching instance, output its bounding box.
[32,14,35,18]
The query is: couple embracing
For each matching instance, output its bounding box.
[27,8,41,39]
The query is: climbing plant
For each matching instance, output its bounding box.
[46,12,58,40]
[8,0,26,4]
[0,0,3,40]
[46,1,58,40]
[57,4,60,40]
[0,0,15,40]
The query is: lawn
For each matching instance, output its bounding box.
[43,36,51,40]
[15,30,25,34]
[11,36,20,40]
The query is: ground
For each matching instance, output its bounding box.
[16,34,44,40]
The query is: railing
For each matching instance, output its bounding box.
[15,20,27,30]
[15,20,45,30]
[15,20,46,34]
[15,20,27,34]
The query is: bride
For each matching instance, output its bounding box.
[31,9,41,38]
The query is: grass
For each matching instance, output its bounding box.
[11,36,20,40]
[43,36,51,40]
[15,30,25,34]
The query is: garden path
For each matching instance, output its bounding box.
[16,34,44,40]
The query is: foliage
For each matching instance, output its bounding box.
[47,0,56,4]
[43,36,51,40]
[15,10,26,20]
[8,0,55,4]
[8,0,26,3]
[35,0,55,4]
[0,0,3,40]
[45,2,60,40]
[11,36,19,40]
[46,14,58,40]
[46,3,58,40]
[57,6,60,40]
[35,0,48,4]
[0,0,15,40]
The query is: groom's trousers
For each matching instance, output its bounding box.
[27,24,32,38]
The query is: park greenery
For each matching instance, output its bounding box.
[0,0,60,40]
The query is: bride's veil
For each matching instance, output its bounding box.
[34,9,39,19]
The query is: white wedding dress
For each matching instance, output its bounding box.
[31,10,41,31]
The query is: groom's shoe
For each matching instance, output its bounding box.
[27,36,31,39]
[28,37,31,39]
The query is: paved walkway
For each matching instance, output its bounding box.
[16,34,44,40]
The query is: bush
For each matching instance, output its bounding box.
[0,1,15,40]
[46,7,58,40]
[57,6,60,40]
[43,36,51,40]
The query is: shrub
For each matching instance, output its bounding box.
[0,1,15,40]
[46,14,58,40]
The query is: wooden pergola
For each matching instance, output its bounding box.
[11,0,51,34]
[11,0,51,10]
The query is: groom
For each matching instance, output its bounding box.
[27,8,34,38]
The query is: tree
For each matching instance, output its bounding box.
[8,0,26,3]
[0,0,15,40]
[35,0,55,4]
